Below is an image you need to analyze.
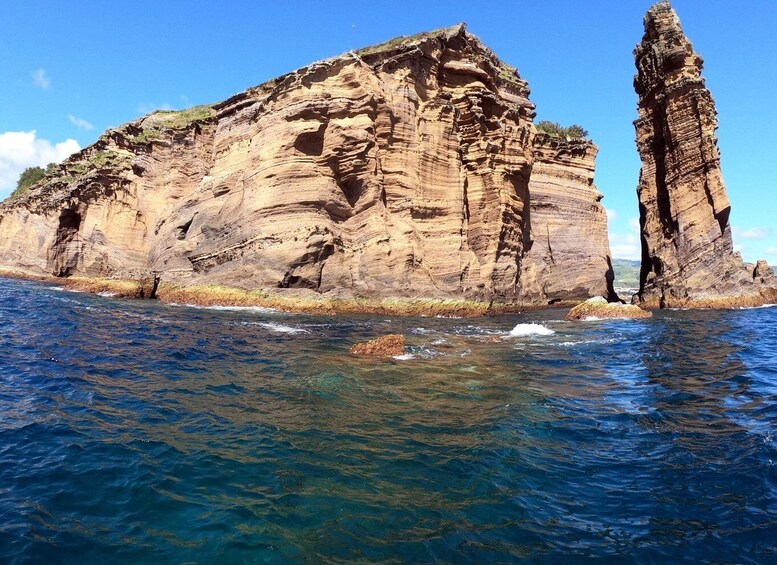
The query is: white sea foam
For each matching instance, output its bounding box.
[735,304,777,310]
[393,353,415,361]
[97,292,116,297]
[258,322,308,334]
[509,323,555,336]
[173,303,278,314]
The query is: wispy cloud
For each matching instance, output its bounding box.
[606,208,617,223]
[733,226,771,240]
[68,114,94,131]
[31,68,50,89]
[0,131,80,198]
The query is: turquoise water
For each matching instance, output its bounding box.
[1,277,776,562]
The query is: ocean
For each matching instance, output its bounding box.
[1,277,776,562]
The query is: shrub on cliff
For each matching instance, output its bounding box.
[536,120,588,140]
[11,166,48,198]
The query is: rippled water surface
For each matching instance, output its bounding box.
[1,278,776,562]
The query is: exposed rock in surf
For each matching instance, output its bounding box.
[350,334,406,356]
[566,296,651,321]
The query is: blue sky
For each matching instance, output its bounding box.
[1,0,775,263]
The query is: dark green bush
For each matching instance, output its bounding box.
[11,166,47,198]
[536,120,588,139]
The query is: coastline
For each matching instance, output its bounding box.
[0,269,546,317]
[4,268,770,315]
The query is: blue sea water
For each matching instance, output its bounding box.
[0,277,776,563]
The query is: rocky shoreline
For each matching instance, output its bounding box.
[0,268,550,317]
[12,267,768,317]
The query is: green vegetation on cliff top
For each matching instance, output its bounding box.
[536,120,589,140]
[11,166,46,199]
[130,105,216,143]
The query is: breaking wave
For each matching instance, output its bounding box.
[509,323,555,336]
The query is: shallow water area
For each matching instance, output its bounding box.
[1,277,776,562]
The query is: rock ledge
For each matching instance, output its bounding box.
[566,297,651,321]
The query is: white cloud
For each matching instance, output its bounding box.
[606,208,617,223]
[0,131,80,198]
[609,216,641,260]
[766,247,777,255]
[733,226,770,240]
[31,68,50,89]
[68,114,94,131]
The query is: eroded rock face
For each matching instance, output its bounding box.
[0,24,613,306]
[522,133,615,303]
[753,260,777,303]
[632,3,761,307]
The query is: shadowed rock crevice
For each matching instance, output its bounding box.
[50,207,82,277]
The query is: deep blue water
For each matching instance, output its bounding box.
[1,277,776,563]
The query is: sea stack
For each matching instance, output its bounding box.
[633,2,764,308]
[0,24,615,311]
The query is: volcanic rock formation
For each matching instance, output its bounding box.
[0,24,614,307]
[522,133,616,302]
[633,2,768,307]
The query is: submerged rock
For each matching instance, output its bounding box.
[566,296,651,321]
[350,334,406,356]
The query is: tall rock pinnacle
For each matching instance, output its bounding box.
[633,2,760,307]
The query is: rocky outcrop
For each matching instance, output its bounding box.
[0,24,614,309]
[566,296,652,321]
[350,334,406,356]
[632,2,765,308]
[752,260,777,303]
[522,133,615,303]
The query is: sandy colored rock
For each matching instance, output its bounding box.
[522,133,616,303]
[632,3,762,308]
[753,260,777,303]
[0,24,615,309]
[566,296,652,321]
[350,334,406,356]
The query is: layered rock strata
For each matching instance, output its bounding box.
[522,133,615,302]
[0,24,613,307]
[633,2,768,307]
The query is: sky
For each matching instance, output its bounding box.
[1,0,775,263]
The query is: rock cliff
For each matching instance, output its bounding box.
[0,24,613,308]
[632,2,770,307]
[522,133,615,302]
